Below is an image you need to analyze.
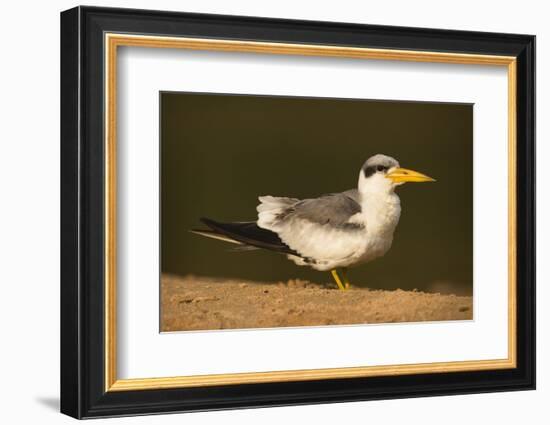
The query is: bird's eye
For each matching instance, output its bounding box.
[377,165,386,172]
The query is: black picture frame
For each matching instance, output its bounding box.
[61,5,535,419]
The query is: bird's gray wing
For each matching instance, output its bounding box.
[257,191,361,230]
[256,192,365,265]
[287,193,362,227]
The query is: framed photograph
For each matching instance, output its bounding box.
[60,6,535,419]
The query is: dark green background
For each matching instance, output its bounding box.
[161,92,473,295]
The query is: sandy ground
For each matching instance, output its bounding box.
[161,274,473,332]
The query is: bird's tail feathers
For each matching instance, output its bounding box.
[189,228,243,245]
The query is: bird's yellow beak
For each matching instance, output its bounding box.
[386,167,436,183]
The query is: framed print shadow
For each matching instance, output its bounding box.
[60,6,535,419]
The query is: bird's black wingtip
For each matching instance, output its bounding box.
[196,217,299,257]
[200,217,218,228]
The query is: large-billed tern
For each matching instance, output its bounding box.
[192,154,435,290]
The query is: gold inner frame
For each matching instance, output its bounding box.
[104,33,517,392]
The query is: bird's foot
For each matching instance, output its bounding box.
[341,268,352,290]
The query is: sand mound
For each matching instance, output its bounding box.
[161,274,472,332]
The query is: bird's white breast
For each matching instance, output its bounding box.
[349,191,401,265]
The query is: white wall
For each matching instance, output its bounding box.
[0,1,545,423]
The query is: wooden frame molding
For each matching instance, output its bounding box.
[104,33,518,392]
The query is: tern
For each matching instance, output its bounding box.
[192,154,435,290]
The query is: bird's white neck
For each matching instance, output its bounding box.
[356,172,402,236]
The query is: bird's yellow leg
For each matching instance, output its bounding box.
[340,267,351,289]
[330,269,346,291]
